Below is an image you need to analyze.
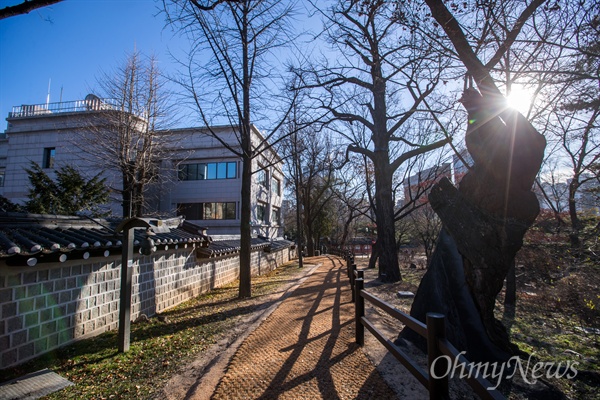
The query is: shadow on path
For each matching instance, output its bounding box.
[210,256,397,400]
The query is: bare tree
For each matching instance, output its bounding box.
[399,159,451,264]
[406,205,441,265]
[281,124,340,256]
[163,0,296,298]
[331,155,372,250]
[395,0,548,363]
[0,0,62,20]
[465,0,599,247]
[536,1,600,246]
[294,0,449,282]
[535,159,569,226]
[475,0,600,247]
[301,136,341,257]
[72,51,176,218]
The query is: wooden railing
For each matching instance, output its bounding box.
[342,259,506,400]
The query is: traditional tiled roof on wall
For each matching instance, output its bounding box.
[0,213,295,266]
[196,238,272,258]
[0,213,210,267]
[193,237,295,258]
[266,239,296,253]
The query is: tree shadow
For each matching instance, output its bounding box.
[245,260,395,399]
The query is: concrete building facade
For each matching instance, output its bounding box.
[0,98,284,238]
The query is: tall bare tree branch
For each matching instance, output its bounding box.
[0,0,62,20]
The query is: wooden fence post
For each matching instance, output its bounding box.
[347,255,352,279]
[427,313,449,400]
[355,270,364,345]
[350,263,357,302]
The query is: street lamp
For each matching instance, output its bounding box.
[115,217,170,352]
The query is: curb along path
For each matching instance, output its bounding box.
[209,255,397,399]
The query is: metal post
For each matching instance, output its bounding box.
[427,313,449,400]
[118,227,134,352]
[355,271,364,346]
[115,217,171,353]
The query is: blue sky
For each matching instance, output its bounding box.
[0,0,183,130]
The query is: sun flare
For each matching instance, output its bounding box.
[506,86,534,114]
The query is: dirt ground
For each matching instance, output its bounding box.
[352,255,479,400]
[159,255,478,399]
[160,250,599,399]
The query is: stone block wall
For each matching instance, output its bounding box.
[0,245,293,369]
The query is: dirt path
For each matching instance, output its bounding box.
[210,255,396,399]
[164,256,397,399]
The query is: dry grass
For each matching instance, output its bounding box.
[351,240,599,399]
[0,260,311,399]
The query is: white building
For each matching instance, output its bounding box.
[0,98,284,238]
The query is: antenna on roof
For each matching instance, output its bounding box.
[46,78,51,106]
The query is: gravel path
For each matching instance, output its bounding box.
[206,255,397,399]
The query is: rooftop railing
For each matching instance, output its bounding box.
[9,97,119,118]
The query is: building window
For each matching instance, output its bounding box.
[257,203,267,223]
[272,177,281,196]
[177,202,236,220]
[43,147,55,169]
[178,203,203,220]
[178,162,236,181]
[257,167,268,188]
[0,170,4,187]
[271,207,280,225]
[227,162,237,179]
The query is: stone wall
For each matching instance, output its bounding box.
[0,245,295,369]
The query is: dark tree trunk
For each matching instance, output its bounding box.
[399,91,546,362]
[239,151,252,298]
[568,177,581,248]
[340,208,354,250]
[401,0,548,363]
[368,240,379,269]
[373,155,401,282]
[399,228,516,362]
[238,5,252,299]
[122,164,134,218]
[371,39,401,282]
[504,260,517,309]
[133,181,144,217]
[294,145,304,268]
[303,205,314,257]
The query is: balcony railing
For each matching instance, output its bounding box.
[9,97,119,118]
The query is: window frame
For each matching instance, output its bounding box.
[256,203,268,223]
[177,202,237,220]
[178,161,237,181]
[271,207,280,225]
[43,147,55,169]
[272,177,281,196]
[256,166,268,188]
